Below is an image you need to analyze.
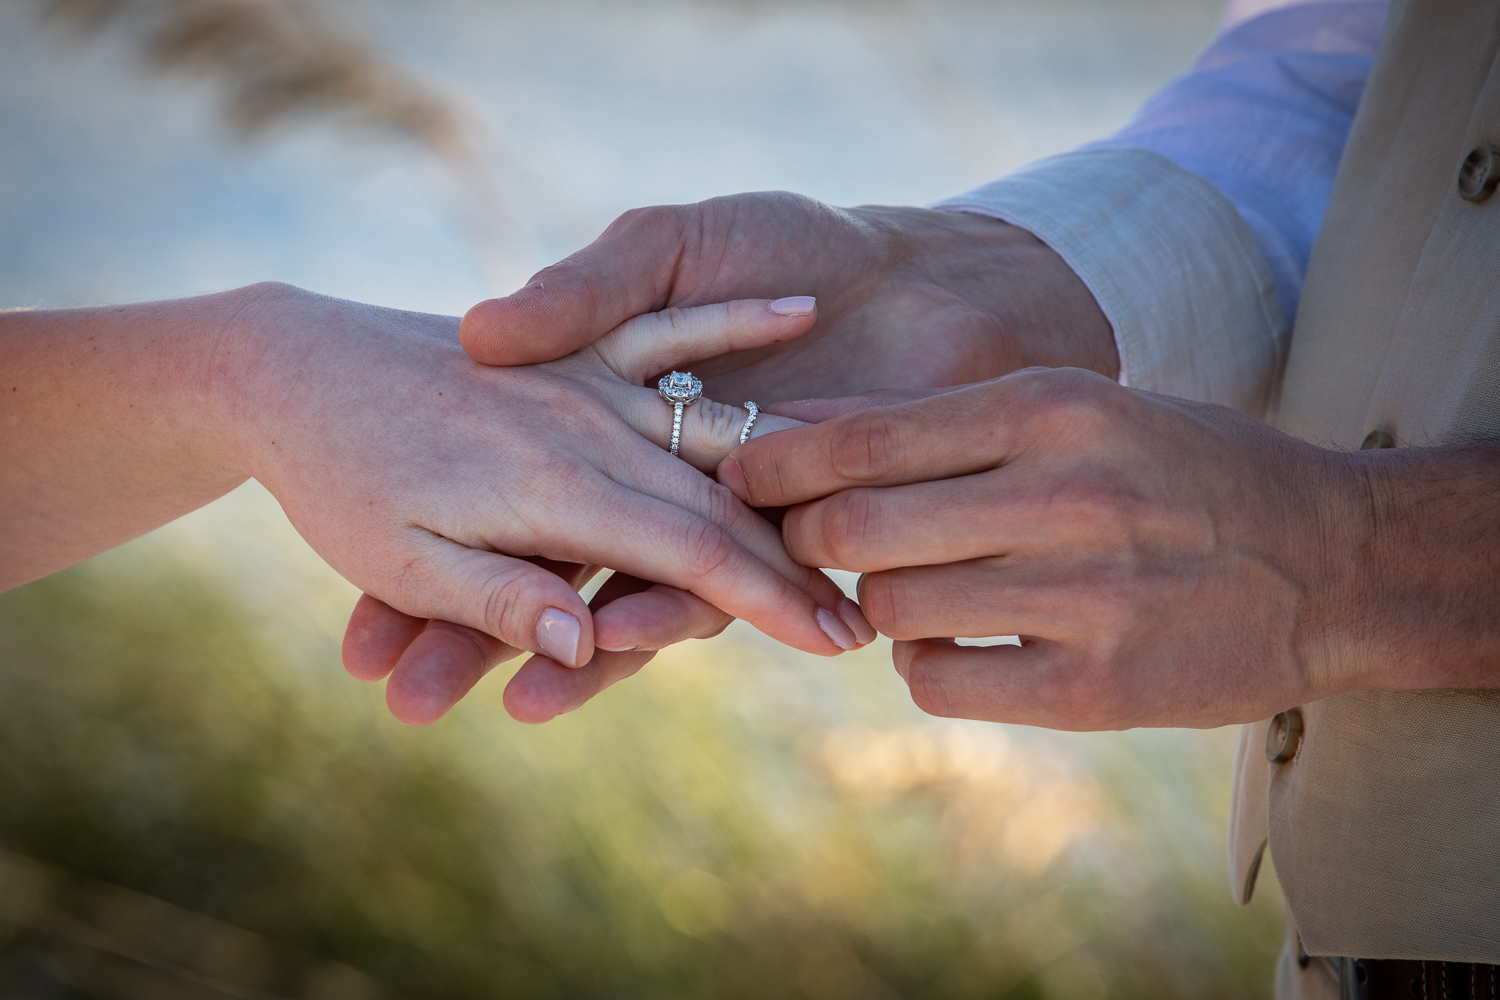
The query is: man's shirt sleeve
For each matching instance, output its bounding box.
[934,0,1386,416]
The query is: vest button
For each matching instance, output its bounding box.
[1459,143,1500,203]
[1265,708,1304,763]
[1360,428,1395,450]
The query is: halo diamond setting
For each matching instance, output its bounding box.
[657,370,704,405]
[658,371,703,458]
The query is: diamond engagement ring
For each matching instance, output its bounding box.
[658,370,703,457]
[739,402,759,445]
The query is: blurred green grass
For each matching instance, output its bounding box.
[0,517,1285,999]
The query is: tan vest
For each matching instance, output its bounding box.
[1229,0,1500,960]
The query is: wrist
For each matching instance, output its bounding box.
[204,281,322,487]
[1319,444,1500,693]
[854,205,1119,380]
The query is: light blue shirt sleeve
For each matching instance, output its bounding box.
[935,0,1388,413]
[1085,0,1387,327]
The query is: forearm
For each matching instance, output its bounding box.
[1341,444,1500,691]
[0,288,252,589]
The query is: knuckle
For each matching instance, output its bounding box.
[1023,371,1121,440]
[904,655,957,719]
[607,203,677,237]
[677,519,738,585]
[384,553,432,612]
[829,413,903,483]
[695,476,749,532]
[695,399,747,451]
[818,490,880,568]
[1034,658,1122,729]
[478,566,533,641]
[855,571,904,635]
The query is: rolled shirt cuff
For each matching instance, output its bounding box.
[933,147,1288,418]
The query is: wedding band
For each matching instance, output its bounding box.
[657,370,703,458]
[739,401,759,445]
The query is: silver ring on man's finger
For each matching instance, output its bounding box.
[658,370,703,458]
[739,402,759,445]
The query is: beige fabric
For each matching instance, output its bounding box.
[934,147,1288,417]
[1233,0,1500,961]
[1277,912,1342,1000]
[1229,719,1273,906]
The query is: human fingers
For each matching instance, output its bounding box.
[613,391,804,473]
[460,194,847,367]
[565,482,861,654]
[782,472,1035,572]
[602,448,867,645]
[460,214,686,366]
[855,560,1063,641]
[718,378,1025,507]
[385,538,598,668]
[384,619,519,726]
[593,579,735,651]
[765,387,958,424]
[342,594,430,681]
[594,297,817,385]
[892,638,1140,731]
[502,649,656,724]
[503,572,738,723]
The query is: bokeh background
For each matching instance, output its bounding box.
[0,0,1289,996]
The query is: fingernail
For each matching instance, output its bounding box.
[768,295,816,316]
[536,608,582,667]
[595,642,639,652]
[717,457,750,500]
[839,598,876,645]
[816,607,857,651]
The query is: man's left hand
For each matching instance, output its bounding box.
[720,367,1377,730]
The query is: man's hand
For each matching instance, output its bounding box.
[365,193,1117,723]
[459,192,1118,397]
[719,367,1396,730]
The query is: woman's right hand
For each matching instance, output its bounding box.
[213,284,866,723]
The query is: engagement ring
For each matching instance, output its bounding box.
[658,370,703,457]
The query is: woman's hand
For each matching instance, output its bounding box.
[719,368,1380,730]
[1,282,869,726]
[332,291,877,725]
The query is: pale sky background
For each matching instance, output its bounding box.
[1,0,1221,316]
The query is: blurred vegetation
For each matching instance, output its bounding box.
[0,527,1286,999]
[24,0,467,153]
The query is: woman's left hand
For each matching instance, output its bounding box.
[341,296,875,725]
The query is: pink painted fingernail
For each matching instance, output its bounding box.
[816,607,857,651]
[536,608,582,667]
[768,295,816,316]
[839,598,876,645]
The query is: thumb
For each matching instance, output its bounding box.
[386,538,598,670]
[460,207,691,366]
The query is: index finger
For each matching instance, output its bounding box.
[718,380,1015,507]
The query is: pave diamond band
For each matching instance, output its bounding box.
[739,401,759,445]
[658,371,703,457]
